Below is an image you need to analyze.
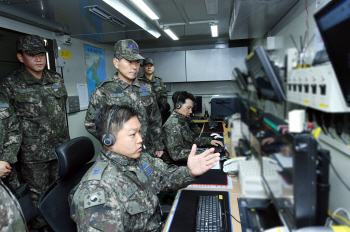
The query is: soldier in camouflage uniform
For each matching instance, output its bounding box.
[70,105,220,231]
[0,179,27,232]
[162,91,223,164]
[0,34,70,229]
[139,58,169,113]
[85,39,164,158]
[0,90,22,189]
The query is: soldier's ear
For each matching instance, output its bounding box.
[17,53,24,63]
[113,58,119,69]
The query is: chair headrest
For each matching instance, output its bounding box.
[55,136,95,178]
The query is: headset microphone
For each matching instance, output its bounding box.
[102,108,117,147]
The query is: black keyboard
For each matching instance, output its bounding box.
[195,195,227,232]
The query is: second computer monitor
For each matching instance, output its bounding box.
[192,96,202,114]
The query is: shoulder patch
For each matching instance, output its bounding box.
[0,103,9,108]
[88,162,108,181]
[172,118,178,124]
[125,184,138,198]
[84,190,106,209]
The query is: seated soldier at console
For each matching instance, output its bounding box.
[162,91,223,164]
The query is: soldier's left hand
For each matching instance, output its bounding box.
[155,150,163,158]
[187,144,220,177]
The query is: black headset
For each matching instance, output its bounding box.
[175,92,182,109]
[102,107,118,147]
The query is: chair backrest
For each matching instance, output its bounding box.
[37,136,95,232]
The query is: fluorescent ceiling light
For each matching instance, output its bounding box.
[164,28,178,40]
[211,23,218,37]
[131,0,160,20]
[103,0,161,38]
[85,5,126,28]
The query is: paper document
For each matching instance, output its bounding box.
[77,84,89,108]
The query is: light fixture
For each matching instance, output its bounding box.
[85,5,127,28]
[103,0,161,38]
[164,27,179,40]
[211,23,218,37]
[131,0,160,20]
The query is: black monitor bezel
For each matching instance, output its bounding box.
[314,0,350,106]
[233,67,249,91]
[245,46,286,103]
[192,96,202,114]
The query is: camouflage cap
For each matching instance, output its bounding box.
[17,35,47,55]
[114,39,144,61]
[141,57,154,67]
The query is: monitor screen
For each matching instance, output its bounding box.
[245,46,286,102]
[314,0,350,106]
[232,67,248,91]
[192,96,202,114]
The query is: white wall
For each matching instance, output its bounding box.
[250,0,350,217]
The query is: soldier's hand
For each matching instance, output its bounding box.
[0,161,11,178]
[187,144,220,177]
[211,140,224,147]
[155,150,163,158]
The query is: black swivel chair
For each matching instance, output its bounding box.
[37,136,95,232]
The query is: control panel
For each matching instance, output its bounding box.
[287,64,350,112]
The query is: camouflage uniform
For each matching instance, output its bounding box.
[85,40,163,154]
[0,91,22,188]
[162,110,212,163]
[138,75,167,112]
[69,147,196,232]
[0,179,27,232]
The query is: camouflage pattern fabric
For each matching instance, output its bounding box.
[139,75,167,112]
[85,74,164,152]
[114,39,144,61]
[0,91,22,188]
[0,67,70,163]
[162,110,212,163]
[17,35,46,56]
[0,179,28,232]
[70,147,196,232]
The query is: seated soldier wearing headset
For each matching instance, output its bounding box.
[69,105,219,231]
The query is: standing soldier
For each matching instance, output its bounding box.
[0,34,70,230]
[0,90,22,189]
[139,58,169,113]
[85,39,164,158]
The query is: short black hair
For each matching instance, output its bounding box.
[172,91,196,107]
[95,105,138,144]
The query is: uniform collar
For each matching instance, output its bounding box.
[172,110,191,122]
[20,67,53,85]
[113,73,141,90]
[99,147,138,166]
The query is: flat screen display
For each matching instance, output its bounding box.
[192,96,202,113]
[315,0,350,106]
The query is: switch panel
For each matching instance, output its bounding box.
[67,96,80,113]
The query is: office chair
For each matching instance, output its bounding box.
[37,136,95,232]
[161,102,171,125]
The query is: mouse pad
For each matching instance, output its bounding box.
[202,122,224,133]
[169,190,232,232]
[191,169,228,186]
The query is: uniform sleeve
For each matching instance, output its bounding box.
[155,79,168,106]
[163,124,198,162]
[70,183,125,232]
[190,122,212,146]
[148,92,164,151]
[148,155,196,192]
[1,104,22,164]
[85,89,106,139]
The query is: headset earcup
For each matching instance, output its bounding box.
[176,103,181,109]
[102,134,116,147]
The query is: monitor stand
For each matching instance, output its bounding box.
[238,198,283,232]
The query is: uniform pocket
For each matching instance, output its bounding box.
[125,200,146,215]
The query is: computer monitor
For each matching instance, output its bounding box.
[232,67,248,91]
[192,96,202,114]
[210,96,241,121]
[245,46,286,102]
[314,0,350,106]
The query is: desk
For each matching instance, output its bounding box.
[162,122,243,232]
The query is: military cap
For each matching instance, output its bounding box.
[114,39,144,61]
[141,57,154,67]
[17,35,47,55]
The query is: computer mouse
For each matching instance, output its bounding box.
[210,133,220,137]
[214,135,223,139]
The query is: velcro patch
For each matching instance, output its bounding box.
[84,190,106,209]
[145,167,153,176]
[154,82,160,86]
[0,103,9,108]
[140,92,150,96]
[141,162,148,170]
[125,184,137,198]
[52,85,61,89]
[110,93,124,97]
[140,88,148,91]
[172,118,178,124]
[19,88,35,93]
